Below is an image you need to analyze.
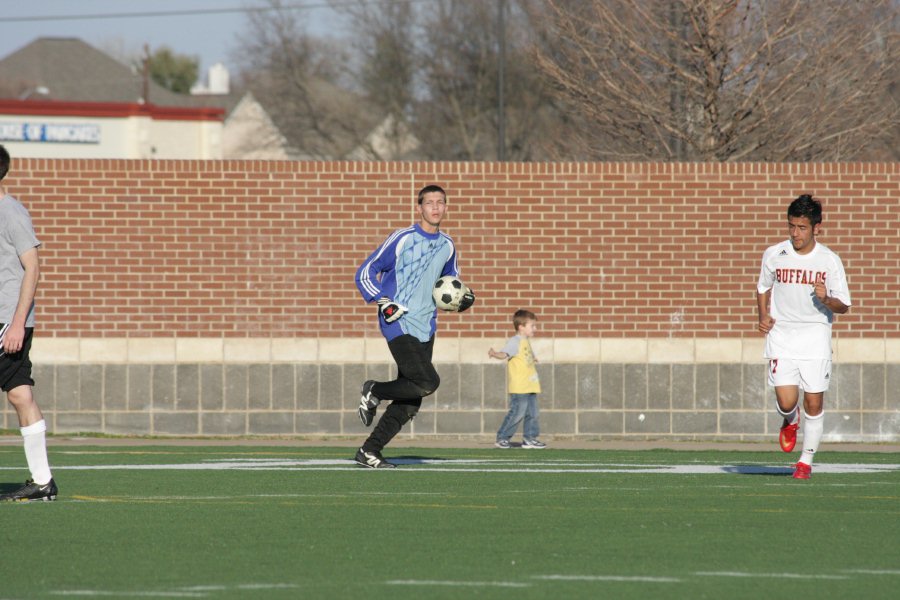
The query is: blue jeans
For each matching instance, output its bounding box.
[496,393,540,441]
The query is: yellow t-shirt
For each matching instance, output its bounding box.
[502,335,541,394]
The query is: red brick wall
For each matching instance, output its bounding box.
[7,159,898,339]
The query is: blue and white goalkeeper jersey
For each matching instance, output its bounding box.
[356,223,459,342]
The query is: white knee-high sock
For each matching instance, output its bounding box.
[21,420,52,485]
[799,411,824,466]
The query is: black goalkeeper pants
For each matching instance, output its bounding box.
[363,334,438,453]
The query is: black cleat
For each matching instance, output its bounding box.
[0,478,58,502]
[355,448,396,469]
[358,380,379,427]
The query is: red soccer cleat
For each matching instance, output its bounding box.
[792,462,812,480]
[779,418,799,452]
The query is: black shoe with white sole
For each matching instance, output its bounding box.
[0,478,58,502]
[355,448,396,469]
[358,380,379,427]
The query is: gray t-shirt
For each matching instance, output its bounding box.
[0,194,41,326]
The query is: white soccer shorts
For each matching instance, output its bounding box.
[767,357,832,393]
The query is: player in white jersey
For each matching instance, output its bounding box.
[756,195,851,480]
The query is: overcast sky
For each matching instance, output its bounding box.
[0,1,339,80]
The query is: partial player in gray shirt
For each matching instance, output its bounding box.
[0,194,41,327]
[0,144,57,502]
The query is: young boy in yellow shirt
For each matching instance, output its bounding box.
[489,310,546,449]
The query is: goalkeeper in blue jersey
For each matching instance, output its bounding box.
[353,184,474,468]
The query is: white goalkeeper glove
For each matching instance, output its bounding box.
[376,297,408,323]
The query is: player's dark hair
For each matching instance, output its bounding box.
[513,309,537,331]
[788,194,822,226]
[417,184,446,204]
[0,144,9,181]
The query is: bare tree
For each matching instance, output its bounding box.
[335,0,565,161]
[230,0,581,161]
[873,0,900,160]
[531,0,900,161]
[339,0,418,159]
[500,1,578,160]
[234,0,371,158]
[397,0,564,161]
[410,0,504,159]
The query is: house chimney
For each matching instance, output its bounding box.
[191,63,230,95]
[207,63,230,94]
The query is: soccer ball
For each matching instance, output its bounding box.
[433,276,469,311]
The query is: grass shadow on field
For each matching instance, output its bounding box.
[389,455,449,465]
[722,465,794,476]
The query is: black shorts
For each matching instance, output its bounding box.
[0,326,35,392]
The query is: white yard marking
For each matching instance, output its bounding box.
[49,583,300,598]
[233,584,299,590]
[385,569,900,590]
[386,579,530,588]
[68,491,447,502]
[695,571,850,580]
[5,457,897,474]
[49,592,207,598]
[535,574,681,583]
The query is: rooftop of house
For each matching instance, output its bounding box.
[0,37,417,160]
[0,37,242,114]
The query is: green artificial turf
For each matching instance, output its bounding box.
[1,445,898,599]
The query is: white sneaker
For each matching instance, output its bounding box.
[522,439,546,449]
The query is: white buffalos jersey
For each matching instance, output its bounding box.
[757,240,851,360]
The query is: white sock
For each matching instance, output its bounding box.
[799,411,824,466]
[21,420,52,485]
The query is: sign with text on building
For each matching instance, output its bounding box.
[0,122,101,144]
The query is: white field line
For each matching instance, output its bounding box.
[48,583,301,598]
[695,571,850,580]
[386,570,888,588]
[232,584,299,590]
[5,458,897,475]
[48,592,206,598]
[44,569,893,598]
[386,580,530,588]
[534,574,681,583]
